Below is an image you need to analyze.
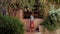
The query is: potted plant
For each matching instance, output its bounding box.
[40,4,60,34]
[0,14,24,34]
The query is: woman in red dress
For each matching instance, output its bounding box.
[29,13,34,32]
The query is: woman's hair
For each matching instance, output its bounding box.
[30,12,34,15]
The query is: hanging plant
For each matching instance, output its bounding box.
[10,4,17,10]
[39,0,45,17]
[48,0,60,4]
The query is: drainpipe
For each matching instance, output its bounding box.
[1,0,7,16]
[2,8,6,16]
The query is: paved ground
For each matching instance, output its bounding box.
[25,32,34,34]
[34,32,41,34]
[25,31,41,34]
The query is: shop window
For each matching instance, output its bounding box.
[23,11,32,19]
[23,10,43,19]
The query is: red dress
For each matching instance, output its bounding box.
[30,15,34,30]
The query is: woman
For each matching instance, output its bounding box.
[29,13,34,32]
